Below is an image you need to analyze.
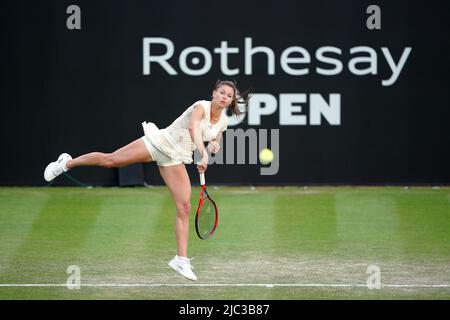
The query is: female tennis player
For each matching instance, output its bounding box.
[44,80,249,281]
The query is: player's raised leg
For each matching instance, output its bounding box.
[44,138,152,182]
[67,138,152,169]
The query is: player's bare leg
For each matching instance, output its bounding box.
[159,164,197,281]
[44,138,152,182]
[67,138,152,169]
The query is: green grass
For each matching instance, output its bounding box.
[0,186,449,299]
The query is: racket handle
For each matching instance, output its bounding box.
[199,172,205,186]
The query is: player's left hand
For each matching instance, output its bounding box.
[207,141,220,154]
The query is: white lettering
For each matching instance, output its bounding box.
[348,46,377,75]
[316,46,343,75]
[179,46,212,76]
[229,93,341,126]
[381,47,412,86]
[214,41,240,75]
[141,37,412,87]
[310,93,341,125]
[143,37,177,75]
[280,94,307,125]
[245,37,275,75]
[247,94,278,125]
[280,46,310,75]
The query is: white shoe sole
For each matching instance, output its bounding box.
[44,162,57,182]
[168,260,197,281]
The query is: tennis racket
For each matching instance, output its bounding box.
[195,172,219,240]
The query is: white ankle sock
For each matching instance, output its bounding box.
[177,255,188,262]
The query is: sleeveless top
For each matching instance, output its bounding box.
[142,100,228,164]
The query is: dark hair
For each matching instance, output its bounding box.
[213,80,251,117]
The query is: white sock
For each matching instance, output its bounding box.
[62,160,69,172]
[177,255,188,262]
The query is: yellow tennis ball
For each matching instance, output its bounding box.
[259,148,273,165]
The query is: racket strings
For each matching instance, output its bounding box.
[197,198,216,238]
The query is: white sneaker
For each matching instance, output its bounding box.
[168,256,197,281]
[44,153,72,182]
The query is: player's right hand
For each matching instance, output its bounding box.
[197,154,208,173]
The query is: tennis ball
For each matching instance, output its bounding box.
[259,148,273,165]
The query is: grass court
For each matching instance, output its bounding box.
[0,186,449,299]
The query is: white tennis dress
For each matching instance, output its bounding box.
[142,100,228,164]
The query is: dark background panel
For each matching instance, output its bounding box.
[1,0,449,185]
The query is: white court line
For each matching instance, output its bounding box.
[0,283,449,288]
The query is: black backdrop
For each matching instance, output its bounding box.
[1,0,449,186]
